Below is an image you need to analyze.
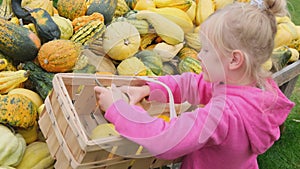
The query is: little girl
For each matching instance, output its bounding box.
[94,0,295,168]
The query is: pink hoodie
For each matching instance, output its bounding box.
[104,73,294,169]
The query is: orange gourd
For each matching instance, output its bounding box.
[37,39,82,72]
[57,0,87,20]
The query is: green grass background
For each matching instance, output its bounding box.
[257,1,300,168]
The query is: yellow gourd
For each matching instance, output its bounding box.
[117,57,147,76]
[103,21,141,60]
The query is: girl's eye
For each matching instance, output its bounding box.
[201,49,208,53]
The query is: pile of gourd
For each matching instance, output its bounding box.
[0,0,299,168]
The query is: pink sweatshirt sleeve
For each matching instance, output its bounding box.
[147,73,212,105]
[105,97,229,160]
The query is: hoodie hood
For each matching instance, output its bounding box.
[227,79,295,154]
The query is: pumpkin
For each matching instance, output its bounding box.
[30,8,61,44]
[57,0,87,20]
[21,0,54,16]
[37,39,82,73]
[0,124,26,167]
[86,0,117,25]
[117,57,147,76]
[52,14,74,40]
[72,12,104,32]
[134,50,163,76]
[103,21,141,61]
[0,93,37,128]
[0,18,41,62]
[16,141,55,169]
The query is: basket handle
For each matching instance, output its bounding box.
[136,76,177,119]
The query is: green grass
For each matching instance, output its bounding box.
[288,0,300,24]
[257,78,300,169]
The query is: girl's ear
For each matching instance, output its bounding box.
[229,50,245,70]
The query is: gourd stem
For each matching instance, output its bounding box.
[124,38,130,46]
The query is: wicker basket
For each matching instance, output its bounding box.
[38,73,186,169]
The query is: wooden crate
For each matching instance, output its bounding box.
[38,73,184,169]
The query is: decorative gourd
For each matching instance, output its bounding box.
[271,46,292,72]
[115,16,149,35]
[16,141,55,169]
[0,53,17,71]
[0,70,30,94]
[153,42,184,62]
[51,14,74,40]
[19,61,55,100]
[86,0,117,25]
[0,124,26,167]
[178,46,198,60]
[70,20,105,45]
[37,39,82,73]
[0,18,41,62]
[0,93,37,128]
[148,7,194,33]
[153,0,193,11]
[57,0,87,20]
[178,56,202,74]
[103,21,141,61]
[114,0,130,17]
[140,33,159,50]
[162,61,179,75]
[0,0,13,19]
[134,0,156,10]
[8,88,43,108]
[117,57,147,76]
[0,58,8,71]
[73,64,97,73]
[72,12,104,32]
[30,8,61,44]
[81,49,117,74]
[184,32,202,52]
[15,121,38,144]
[21,0,54,16]
[135,10,184,45]
[134,50,163,76]
[125,0,138,9]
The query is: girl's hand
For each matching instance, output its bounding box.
[94,84,126,112]
[119,85,150,105]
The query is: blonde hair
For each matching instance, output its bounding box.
[200,0,289,87]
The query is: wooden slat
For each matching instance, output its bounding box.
[272,60,300,86]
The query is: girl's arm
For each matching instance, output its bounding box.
[105,98,229,160]
[147,72,212,105]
